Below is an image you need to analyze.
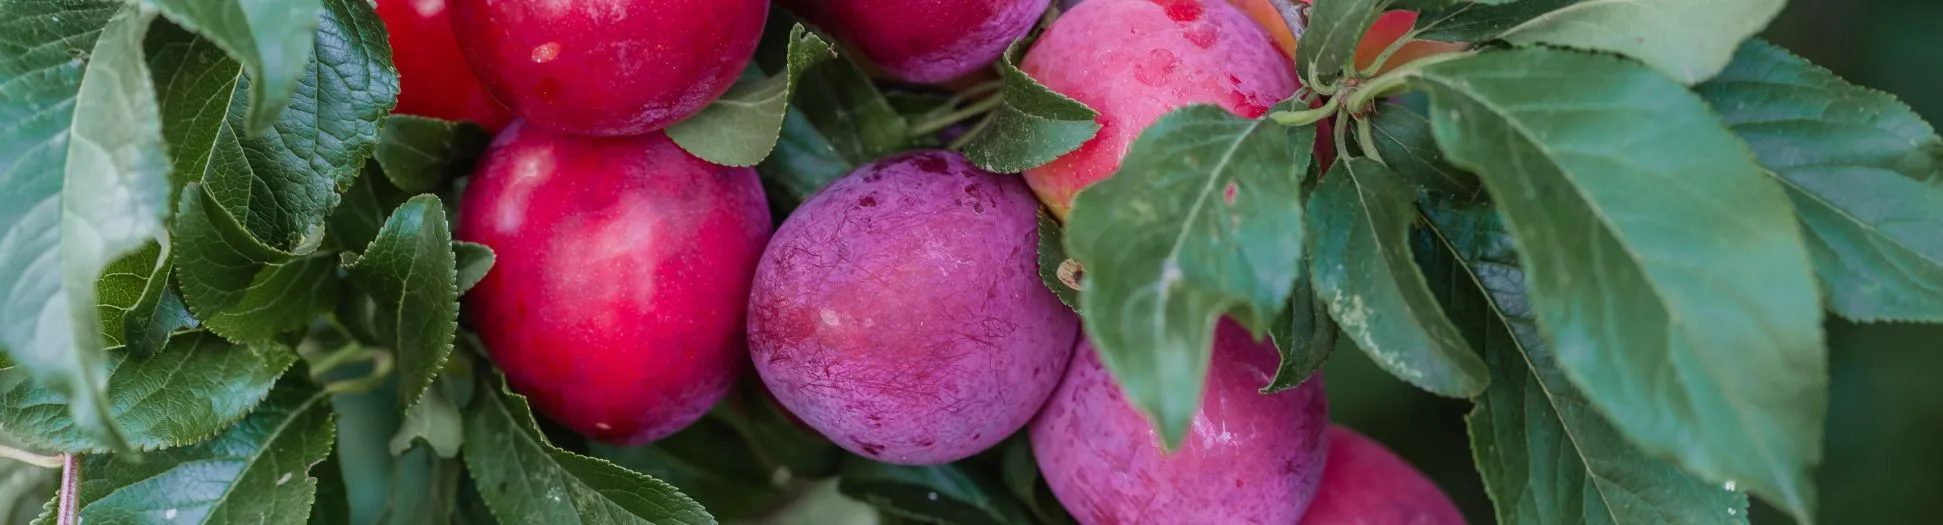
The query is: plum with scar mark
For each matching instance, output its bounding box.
[747,150,1079,465]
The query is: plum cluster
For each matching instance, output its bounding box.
[381,0,1462,522]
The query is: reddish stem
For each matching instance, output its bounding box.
[57,454,80,525]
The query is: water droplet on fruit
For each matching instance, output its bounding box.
[532,42,561,63]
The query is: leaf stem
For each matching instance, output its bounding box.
[1345,51,1476,116]
[947,113,995,151]
[910,95,1005,138]
[57,454,79,525]
[1356,117,1385,165]
[1270,96,1341,127]
[0,444,62,468]
[1333,106,1352,166]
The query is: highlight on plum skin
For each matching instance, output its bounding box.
[456,121,772,445]
[447,0,768,137]
[747,150,1079,466]
[1031,320,1330,525]
[1020,0,1299,219]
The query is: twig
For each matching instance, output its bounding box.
[57,454,80,525]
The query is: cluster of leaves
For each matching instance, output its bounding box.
[2,0,1938,524]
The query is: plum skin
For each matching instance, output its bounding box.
[455,122,771,445]
[786,0,1051,84]
[376,0,512,132]
[448,0,767,136]
[1300,426,1467,525]
[747,151,1078,465]
[1021,0,1298,219]
[1031,321,1329,525]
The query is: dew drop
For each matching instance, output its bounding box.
[1727,508,1738,516]
[164,509,178,520]
[1723,480,1737,491]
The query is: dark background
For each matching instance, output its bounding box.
[1339,3,1943,523]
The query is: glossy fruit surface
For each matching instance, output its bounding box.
[787,0,1050,84]
[1021,0,1297,219]
[748,150,1078,465]
[377,0,514,131]
[1300,426,1467,525]
[457,122,771,444]
[1032,320,1330,524]
[448,0,767,136]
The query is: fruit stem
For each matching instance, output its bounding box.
[1344,50,1475,115]
[0,444,62,468]
[911,95,1005,138]
[1356,117,1385,165]
[1270,96,1341,127]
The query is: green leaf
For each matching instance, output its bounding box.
[0,1,169,454]
[715,381,844,480]
[838,458,1033,525]
[390,384,463,457]
[0,430,60,525]
[591,416,787,520]
[1064,105,1315,447]
[1417,198,1751,525]
[1036,208,1081,311]
[756,108,853,215]
[1000,437,1075,525]
[1264,269,1335,393]
[962,40,1102,173]
[309,454,351,525]
[329,164,409,252]
[463,371,714,525]
[792,54,910,165]
[147,17,242,205]
[1297,0,1385,87]
[1696,40,1943,323]
[1392,0,1518,11]
[1413,47,1826,521]
[375,115,489,194]
[1367,103,1480,198]
[343,195,458,412]
[375,446,465,525]
[1495,0,1785,84]
[453,241,495,296]
[668,24,834,167]
[1413,0,1581,42]
[175,185,342,342]
[0,331,297,453]
[95,240,195,354]
[48,370,336,524]
[144,0,324,134]
[1309,158,1487,397]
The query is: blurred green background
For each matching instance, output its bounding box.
[1337,5,1943,524]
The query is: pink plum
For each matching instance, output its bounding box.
[1032,320,1329,524]
[1020,0,1298,219]
[456,122,771,444]
[786,0,1051,84]
[1300,426,1467,525]
[747,150,1078,465]
[378,0,513,132]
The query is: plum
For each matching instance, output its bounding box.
[747,151,1078,465]
[448,0,767,136]
[1020,0,1297,219]
[377,0,513,132]
[1031,321,1330,524]
[456,122,771,444]
[786,0,1050,84]
[1300,426,1466,525]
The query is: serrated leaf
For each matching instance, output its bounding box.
[1413,0,1580,42]
[375,115,489,194]
[1367,103,1479,197]
[147,17,242,206]
[591,416,787,521]
[755,107,853,215]
[309,454,350,525]
[0,331,297,453]
[144,0,323,134]
[175,185,341,342]
[390,385,463,458]
[963,40,1101,173]
[46,370,335,525]
[1417,198,1750,525]
[0,1,168,454]
[1036,208,1080,311]
[838,458,1033,525]
[463,371,713,525]
[791,53,910,165]
[95,240,195,354]
[1310,158,1487,397]
[329,164,408,251]
[668,24,834,167]
[1496,0,1784,84]
[1297,0,1386,87]
[453,241,495,296]
[1697,40,1943,323]
[1065,105,1314,447]
[343,195,457,412]
[1264,268,1335,393]
[1413,47,1825,521]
